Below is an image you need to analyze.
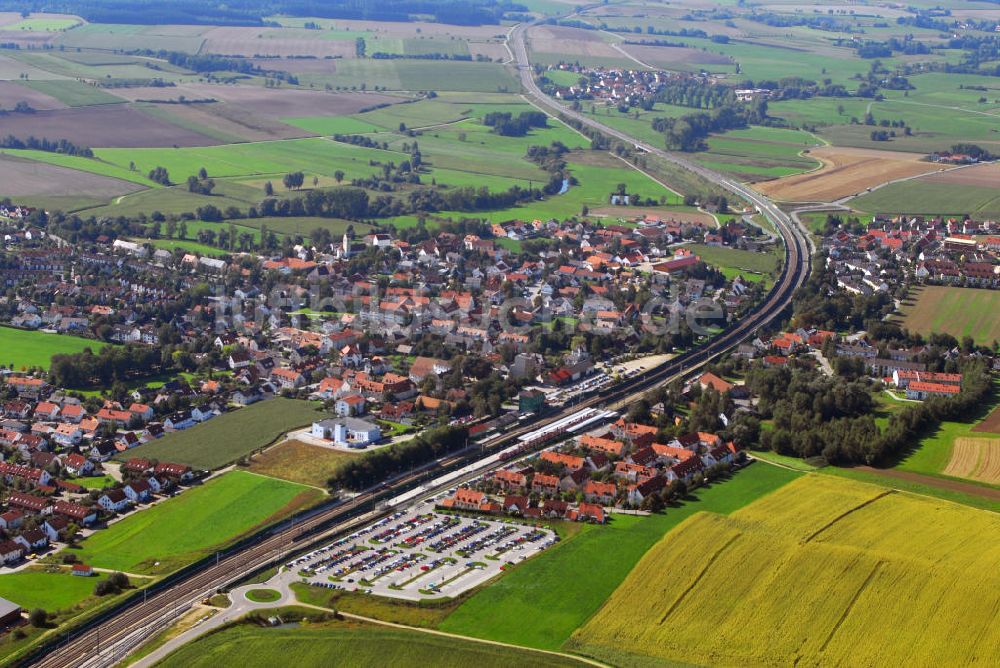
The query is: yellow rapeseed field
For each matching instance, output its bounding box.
[571,475,1000,667]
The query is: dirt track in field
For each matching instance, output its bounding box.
[854,466,1000,501]
[755,146,939,202]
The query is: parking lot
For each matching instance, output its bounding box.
[286,502,556,601]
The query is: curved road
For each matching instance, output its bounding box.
[27,24,814,668]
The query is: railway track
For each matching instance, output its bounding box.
[27,23,811,668]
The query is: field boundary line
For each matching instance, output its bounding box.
[294,603,609,667]
[657,532,741,625]
[818,560,885,653]
[801,490,894,544]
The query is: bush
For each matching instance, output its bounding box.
[28,608,47,627]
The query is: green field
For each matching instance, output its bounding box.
[687,242,781,282]
[571,475,1000,667]
[439,463,801,649]
[156,621,583,668]
[0,326,104,371]
[851,179,1000,218]
[71,471,321,575]
[116,398,324,470]
[0,569,113,612]
[20,79,124,106]
[896,286,1000,345]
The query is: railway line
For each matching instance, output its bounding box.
[27,22,811,668]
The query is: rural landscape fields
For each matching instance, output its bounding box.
[1,0,1000,665]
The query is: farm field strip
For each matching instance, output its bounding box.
[895,286,1000,345]
[71,470,321,575]
[572,475,1000,667]
[944,437,1000,485]
[117,398,324,471]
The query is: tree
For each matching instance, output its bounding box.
[264,181,274,196]
[334,170,345,184]
[147,166,171,186]
[28,608,47,627]
[282,171,305,190]
[198,167,208,180]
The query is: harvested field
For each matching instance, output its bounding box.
[919,161,1000,187]
[0,105,220,148]
[246,439,357,488]
[621,44,732,69]
[138,103,311,143]
[944,437,1000,484]
[201,27,356,58]
[755,146,939,202]
[248,57,339,74]
[897,286,1000,344]
[590,206,714,226]
[118,83,400,119]
[854,466,1000,502]
[572,475,1000,667]
[528,25,620,58]
[973,405,1000,434]
[0,80,67,109]
[0,154,143,199]
[467,42,509,62]
[0,53,65,80]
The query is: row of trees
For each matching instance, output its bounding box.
[0,134,92,157]
[327,425,468,491]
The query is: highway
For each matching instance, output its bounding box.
[26,24,812,668]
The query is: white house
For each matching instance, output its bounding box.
[335,394,366,417]
[311,418,381,448]
[97,490,131,513]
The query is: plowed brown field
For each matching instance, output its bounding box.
[756,146,939,202]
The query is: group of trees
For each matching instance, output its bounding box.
[652,100,767,152]
[792,257,894,331]
[148,166,171,186]
[49,344,164,389]
[483,110,548,137]
[0,134,92,157]
[186,168,215,195]
[327,425,468,491]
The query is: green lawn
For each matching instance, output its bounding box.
[687,243,781,282]
[439,463,801,650]
[116,398,325,470]
[0,326,104,371]
[70,471,321,575]
[851,179,1000,219]
[156,621,581,668]
[20,80,124,107]
[0,569,111,612]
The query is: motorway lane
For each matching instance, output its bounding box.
[28,25,813,668]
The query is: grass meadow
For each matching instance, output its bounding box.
[156,622,582,668]
[0,326,104,371]
[246,439,358,488]
[117,398,324,470]
[439,463,801,649]
[571,475,1000,667]
[70,471,321,575]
